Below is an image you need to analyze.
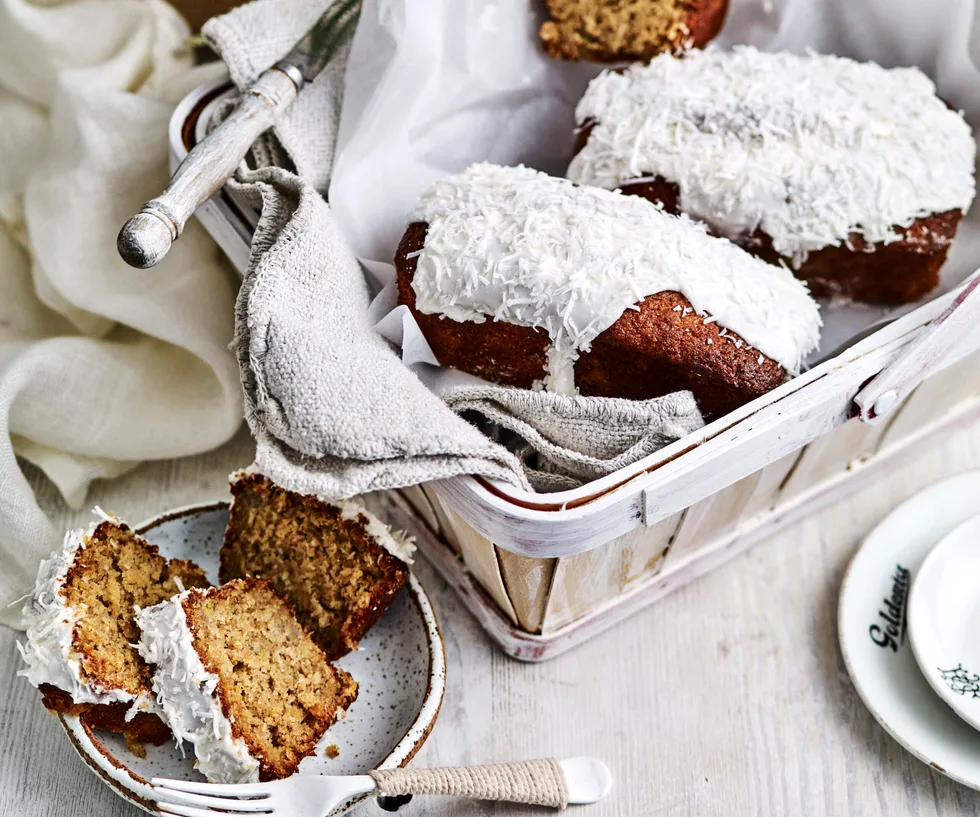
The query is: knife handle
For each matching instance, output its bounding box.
[117,65,301,269]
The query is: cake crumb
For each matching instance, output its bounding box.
[222,473,411,661]
[125,735,147,758]
[539,0,697,62]
[326,744,340,759]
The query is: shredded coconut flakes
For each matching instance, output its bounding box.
[409,163,822,390]
[568,46,976,266]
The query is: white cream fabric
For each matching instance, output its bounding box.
[0,0,243,628]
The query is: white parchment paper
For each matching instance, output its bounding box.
[328,0,980,381]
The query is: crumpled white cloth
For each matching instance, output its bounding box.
[0,0,243,628]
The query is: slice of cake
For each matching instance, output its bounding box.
[220,472,414,660]
[539,0,728,63]
[136,579,358,783]
[18,513,210,753]
[568,47,977,304]
[396,163,822,419]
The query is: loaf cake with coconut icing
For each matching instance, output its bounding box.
[137,578,358,783]
[568,47,977,304]
[539,0,728,63]
[395,163,821,419]
[220,471,414,660]
[18,513,210,754]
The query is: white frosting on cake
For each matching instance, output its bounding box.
[231,467,416,564]
[17,513,157,718]
[336,499,416,564]
[136,591,261,784]
[567,47,976,265]
[409,163,821,390]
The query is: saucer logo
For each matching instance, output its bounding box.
[869,564,910,652]
[938,664,980,698]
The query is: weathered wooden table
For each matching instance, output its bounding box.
[5,421,980,817]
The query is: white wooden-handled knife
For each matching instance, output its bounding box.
[117,0,360,269]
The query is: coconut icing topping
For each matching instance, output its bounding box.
[567,46,977,264]
[409,163,821,390]
[18,513,157,717]
[136,591,261,784]
[337,499,416,564]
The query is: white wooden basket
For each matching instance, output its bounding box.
[175,79,980,661]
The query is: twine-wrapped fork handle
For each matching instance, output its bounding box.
[370,758,569,809]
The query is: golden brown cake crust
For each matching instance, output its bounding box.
[395,222,786,420]
[40,521,209,753]
[38,684,172,757]
[616,175,963,305]
[61,521,210,699]
[220,474,410,661]
[181,579,358,782]
[539,0,728,63]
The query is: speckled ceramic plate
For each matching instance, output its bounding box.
[56,502,446,815]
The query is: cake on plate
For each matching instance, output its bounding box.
[395,163,821,419]
[18,513,210,753]
[220,471,414,660]
[137,578,358,782]
[539,0,728,63]
[567,47,977,304]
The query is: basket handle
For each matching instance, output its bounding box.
[853,274,980,425]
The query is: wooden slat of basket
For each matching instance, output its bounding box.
[435,499,555,632]
[422,484,460,553]
[779,416,889,502]
[661,472,763,571]
[496,552,557,633]
[739,451,802,519]
[621,514,683,587]
[398,484,442,538]
[878,349,980,451]
[442,507,520,626]
[540,515,682,633]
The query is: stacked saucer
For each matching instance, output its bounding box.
[840,471,980,789]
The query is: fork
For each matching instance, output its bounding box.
[151,756,612,816]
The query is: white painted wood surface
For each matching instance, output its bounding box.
[7,423,980,815]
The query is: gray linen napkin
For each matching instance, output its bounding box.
[443,387,704,491]
[204,0,704,498]
[204,0,350,191]
[227,164,533,496]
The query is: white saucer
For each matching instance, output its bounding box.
[839,471,980,790]
[908,514,980,733]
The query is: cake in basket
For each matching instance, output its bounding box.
[539,0,728,63]
[567,46,977,304]
[395,163,821,419]
[221,471,414,660]
[18,513,210,753]
[137,578,358,783]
